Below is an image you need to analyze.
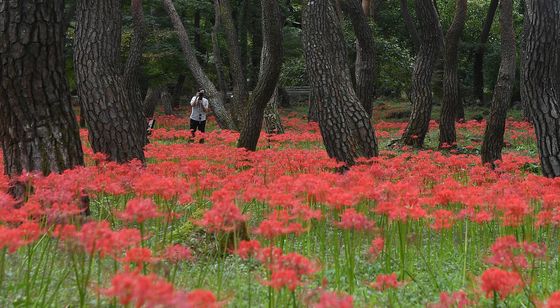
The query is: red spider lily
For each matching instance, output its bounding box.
[102,271,176,307]
[430,209,455,230]
[173,289,221,308]
[254,210,305,239]
[310,291,354,308]
[56,221,141,258]
[428,291,470,308]
[271,252,318,277]
[480,268,523,299]
[262,269,301,291]
[335,208,375,231]
[162,244,193,263]
[368,237,384,259]
[0,222,41,253]
[547,291,560,308]
[195,200,247,233]
[486,236,546,270]
[121,248,159,270]
[116,198,163,224]
[234,240,261,260]
[371,273,401,291]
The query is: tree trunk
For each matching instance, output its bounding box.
[211,16,229,99]
[402,0,443,147]
[523,0,560,177]
[303,0,378,165]
[162,0,237,130]
[362,0,371,15]
[400,0,421,52]
[161,90,174,115]
[439,0,467,148]
[143,87,162,118]
[74,0,146,163]
[473,0,499,103]
[519,0,531,121]
[172,74,186,107]
[215,0,249,126]
[193,9,204,55]
[341,0,376,118]
[0,0,84,176]
[308,93,319,122]
[123,0,148,135]
[248,0,263,88]
[481,0,516,166]
[236,0,284,151]
[263,87,285,134]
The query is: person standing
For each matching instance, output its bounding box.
[189,89,209,143]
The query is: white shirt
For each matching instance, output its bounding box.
[190,96,209,121]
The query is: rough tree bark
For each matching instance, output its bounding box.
[215,0,249,126]
[400,0,420,52]
[519,0,531,121]
[0,0,84,176]
[481,0,516,166]
[74,0,146,163]
[341,0,376,118]
[263,88,285,134]
[236,0,284,150]
[248,0,263,88]
[402,0,443,147]
[123,0,147,125]
[211,15,229,99]
[439,0,467,148]
[162,0,236,130]
[161,90,174,115]
[523,0,560,177]
[473,0,499,103]
[303,0,379,165]
[143,87,161,118]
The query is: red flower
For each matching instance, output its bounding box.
[311,291,353,308]
[117,198,162,224]
[195,201,247,233]
[121,248,158,270]
[234,240,261,260]
[371,273,400,291]
[368,237,384,259]
[162,244,193,263]
[102,271,175,307]
[480,268,523,299]
[429,291,469,308]
[174,289,220,308]
[262,269,301,291]
[335,208,374,231]
[547,291,560,308]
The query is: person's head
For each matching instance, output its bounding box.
[198,89,205,98]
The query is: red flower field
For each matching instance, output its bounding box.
[0,112,559,307]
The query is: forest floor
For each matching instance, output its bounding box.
[0,99,556,307]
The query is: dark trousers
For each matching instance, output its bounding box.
[190,119,206,143]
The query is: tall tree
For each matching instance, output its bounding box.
[523,0,560,177]
[123,0,147,123]
[439,0,467,148]
[401,0,443,147]
[480,0,516,166]
[303,0,378,165]
[236,0,284,150]
[472,0,499,103]
[74,0,146,163]
[215,0,250,126]
[400,0,420,52]
[341,0,377,118]
[0,0,84,176]
[163,0,237,130]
